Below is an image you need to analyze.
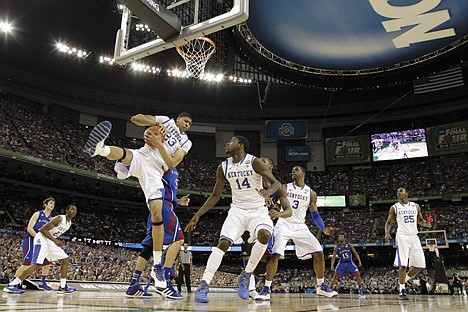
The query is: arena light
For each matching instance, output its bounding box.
[228,75,253,84]
[0,21,12,33]
[99,56,114,65]
[131,62,160,74]
[55,42,91,59]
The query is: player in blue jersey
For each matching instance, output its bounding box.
[85,112,192,290]
[6,197,56,292]
[329,234,365,297]
[385,187,431,300]
[125,167,190,299]
[186,136,282,303]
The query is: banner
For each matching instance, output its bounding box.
[325,135,371,165]
[285,146,310,162]
[426,121,468,156]
[265,120,307,139]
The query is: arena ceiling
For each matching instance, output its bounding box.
[0,0,467,123]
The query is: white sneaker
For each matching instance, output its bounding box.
[82,121,112,158]
[254,286,271,301]
[151,264,167,289]
[249,289,259,299]
[316,283,338,298]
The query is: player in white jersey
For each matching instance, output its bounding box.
[255,166,338,300]
[185,136,281,303]
[83,112,192,289]
[4,204,78,294]
[385,187,431,300]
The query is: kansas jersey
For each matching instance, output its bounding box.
[163,168,179,206]
[48,215,72,238]
[31,210,52,236]
[156,116,192,156]
[277,182,312,225]
[337,242,353,263]
[222,154,264,209]
[394,201,419,235]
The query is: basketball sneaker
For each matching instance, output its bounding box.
[125,284,153,298]
[238,270,251,300]
[57,285,76,294]
[398,288,409,300]
[83,120,112,158]
[155,280,183,300]
[316,283,338,298]
[194,280,209,303]
[3,284,25,294]
[254,286,271,301]
[249,289,259,299]
[151,264,167,289]
[38,282,53,291]
[358,285,365,298]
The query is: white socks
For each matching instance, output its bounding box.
[60,278,67,288]
[99,145,110,157]
[202,247,225,284]
[249,274,256,291]
[245,241,267,273]
[265,280,272,288]
[153,251,162,265]
[317,278,324,285]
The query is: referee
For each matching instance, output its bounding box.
[177,243,192,293]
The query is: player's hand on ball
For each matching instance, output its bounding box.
[323,227,334,236]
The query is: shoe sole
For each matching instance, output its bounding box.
[125,293,153,299]
[3,289,24,294]
[195,297,209,303]
[317,292,338,298]
[82,121,112,158]
[155,287,183,300]
[38,287,53,292]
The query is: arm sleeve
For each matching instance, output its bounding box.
[310,210,325,230]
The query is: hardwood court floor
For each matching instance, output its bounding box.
[1,292,467,311]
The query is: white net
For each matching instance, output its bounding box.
[176,37,216,78]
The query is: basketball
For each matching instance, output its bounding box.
[144,125,166,147]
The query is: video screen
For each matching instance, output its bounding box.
[317,195,346,207]
[371,129,428,162]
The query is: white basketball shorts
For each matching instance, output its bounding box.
[219,205,273,244]
[32,233,68,265]
[272,221,323,259]
[393,233,426,269]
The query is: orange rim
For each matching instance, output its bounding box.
[176,36,216,59]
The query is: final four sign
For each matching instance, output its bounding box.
[326,135,371,166]
[427,121,468,156]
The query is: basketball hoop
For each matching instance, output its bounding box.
[176,36,216,78]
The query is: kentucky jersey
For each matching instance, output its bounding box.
[48,215,72,238]
[337,242,353,263]
[156,115,192,156]
[163,168,179,206]
[277,182,312,225]
[394,201,419,235]
[30,210,52,237]
[222,154,264,209]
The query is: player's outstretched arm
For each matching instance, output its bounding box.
[384,206,396,243]
[185,165,225,232]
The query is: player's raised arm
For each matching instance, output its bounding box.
[131,114,161,126]
[185,165,226,231]
[384,205,396,243]
[253,158,280,198]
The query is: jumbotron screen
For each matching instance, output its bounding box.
[371,129,428,162]
[317,195,346,207]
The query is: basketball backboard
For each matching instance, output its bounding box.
[114,0,249,65]
[419,230,449,250]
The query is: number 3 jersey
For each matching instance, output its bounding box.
[277,182,312,226]
[394,201,419,235]
[222,154,264,209]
